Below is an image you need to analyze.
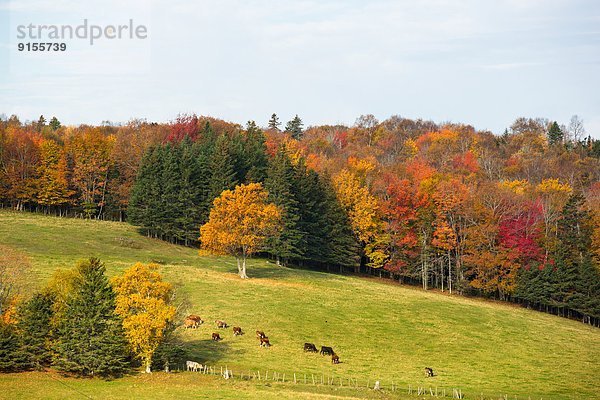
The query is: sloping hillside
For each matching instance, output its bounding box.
[1,211,598,399]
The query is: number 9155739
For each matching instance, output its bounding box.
[18,43,66,51]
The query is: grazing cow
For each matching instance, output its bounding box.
[212,332,222,341]
[303,343,318,353]
[256,330,266,339]
[215,320,228,328]
[186,360,202,372]
[331,353,340,364]
[320,346,334,356]
[233,326,243,336]
[259,337,271,347]
[425,367,434,377]
[184,318,199,329]
[187,314,203,323]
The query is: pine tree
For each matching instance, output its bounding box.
[264,148,303,265]
[554,193,600,318]
[128,146,164,238]
[242,121,268,183]
[321,176,361,269]
[548,121,564,145]
[207,135,237,204]
[268,113,281,131]
[49,117,61,131]
[0,323,30,372]
[285,115,304,140]
[54,258,129,377]
[17,292,54,369]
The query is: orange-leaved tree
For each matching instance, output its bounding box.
[200,183,282,279]
[112,263,176,373]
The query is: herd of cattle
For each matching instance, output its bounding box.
[183,314,436,377]
[183,314,341,365]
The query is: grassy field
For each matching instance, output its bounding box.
[0,210,599,400]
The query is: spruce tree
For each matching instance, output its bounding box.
[268,113,281,131]
[548,121,564,145]
[242,121,268,183]
[54,258,129,377]
[17,292,54,369]
[264,148,303,265]
[321,176,361,269]
[285,115,304,140]
[0,323,30,372]
[49,117,61,131]
[554,193,600,317]
[207,134,237,203]
[128,146,164,238]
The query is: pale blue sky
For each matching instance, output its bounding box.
[1,0,599,136]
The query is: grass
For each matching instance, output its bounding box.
[1,210,599,400]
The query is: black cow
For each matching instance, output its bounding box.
[425,367,434,377]
[320,346,334,356]
[304,343,318,353]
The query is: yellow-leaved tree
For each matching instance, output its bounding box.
[333,169,389,270]
[200,183,282,279]
[112,263,176,373]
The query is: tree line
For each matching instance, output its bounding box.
[1,112,599,324]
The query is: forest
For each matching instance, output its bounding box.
[1,113,599,325]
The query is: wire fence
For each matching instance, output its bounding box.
[175,362,548,400]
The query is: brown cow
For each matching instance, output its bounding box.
[184,318,199,329]
[259,337,271,347]
[215,320,228,328]
[233,326,243,336]
[187,314,203,323]
[331,353,340,364]
[212,332,222,341]
[256,330,266,339]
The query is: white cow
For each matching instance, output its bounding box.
[186,360,203,372]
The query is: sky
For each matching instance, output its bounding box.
[0,0,599,136]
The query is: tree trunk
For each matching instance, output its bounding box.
[448,250,452,294]
[239,253,249,279]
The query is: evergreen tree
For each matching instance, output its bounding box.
[554,193,600,318]
[0,323,30,372]
[548,121,564,145]
[285,115,304,140]
[159,143,183,241]
[264,148,303,265]
[268,113,281,131]
[17,292,54,369]
[36,115,46,132]
[242,121,268,183]
[207,134,237,204]
[128,146,164,238]
[54,258,129,377]
[321,176,361,269]
[49,117,61,131]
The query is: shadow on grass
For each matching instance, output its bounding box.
[225,260,339,282]
[182,338,241,368]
